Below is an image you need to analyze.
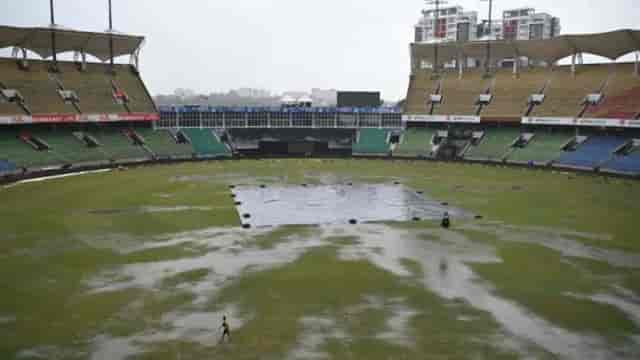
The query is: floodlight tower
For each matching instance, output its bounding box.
[425,0,447,73]
[480,0,494,76]
[108,0,115,73]
[49,0,58,72]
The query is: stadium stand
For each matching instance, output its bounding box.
[0,58,73,115]
[464,127,521,161]
[352,128,390,155]
[532,64,610,118]
[404,72,437,114]
[394,127,435,157]
[0,58,156,116]
[87,127,150,161]
[483,68,547,118]
[584,64,640,119]
[438,71,490,115]
[180,128,231,157]
[112,66,157,114]
[136,128,194,158]
[34,129,108,165]
[555,135,628,169]
[404,64,639,118]
[56,62,124,114]
[507,130,573,164]
[0,129,63,168]
[0,159,16,173]
[602,148,640,174]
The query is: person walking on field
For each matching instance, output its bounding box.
[441,211,450,229]
[220,316,231,343]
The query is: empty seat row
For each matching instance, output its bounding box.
[0,58,156,116]
[352,128,390,155]
[406,64,640,119]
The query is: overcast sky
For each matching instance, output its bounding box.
[1,0,638,100]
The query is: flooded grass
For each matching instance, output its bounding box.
[1,160,639,359]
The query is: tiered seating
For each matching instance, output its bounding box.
[0,59,156,116]
[0,91,22,115]
[483,68,547,118]
[464,128,521,161]
[556,136,627,169]
[88,128,150,161]
[0,130,62,168]
[0,58,73,115]
[394,128,435,157]
[113,66,157,113]
[404,71,437,114]
[438,71,489,115]
[602,149,640,174]
[136,128,193,158]
[181,128,230,157]
[352,128,389,155]
[507,131,573,164]
[0,159,16,173]
[585,64,640,119]
[35,129,107,165]
[56,62,123,114]
[532,65,610,118]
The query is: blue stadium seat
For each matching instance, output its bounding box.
[556,136,627,169]
[0,159,17,173]
[601,151,640,174]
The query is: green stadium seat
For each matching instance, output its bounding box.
[87,128,151,161]
[394,128,435,157]
[507,131,573,164]
[353,128,389,155]
[181,128,231,157]
[0,130,64,169]
[136,128,194,158]
[34,129,108,165]
[465,128,521,161]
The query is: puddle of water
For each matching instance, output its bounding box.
[327,224,639,359]
[0,315,16,325]
[82,222,640,360]
[91,336,139,360]
[287,317,347,360]
[463,223,640,268]
[376,302,418,348]
[233,184,471,227]
[568,293,640,327]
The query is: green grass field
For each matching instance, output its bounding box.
[1,159,639,359]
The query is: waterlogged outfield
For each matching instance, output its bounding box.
[0,159,639,359]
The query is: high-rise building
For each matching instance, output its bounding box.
[415,5,560,44]
[414,6,478,43]
[499,7,561,41]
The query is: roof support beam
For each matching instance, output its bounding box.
[49,0,58,72]
[108,0,115,74]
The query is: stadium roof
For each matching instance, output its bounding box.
[0,25,145,61]
[411,29,640,64]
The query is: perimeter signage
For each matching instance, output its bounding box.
[402,115,481,123]
[522,117,639,128]
[0,113,160,125]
